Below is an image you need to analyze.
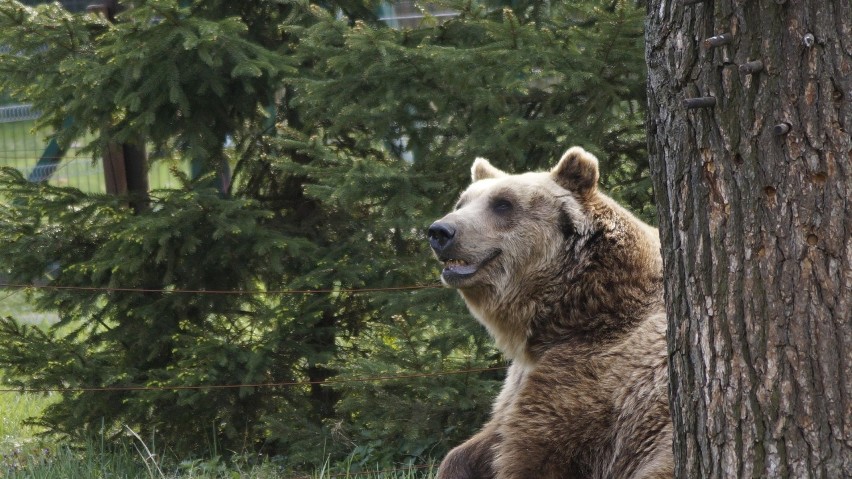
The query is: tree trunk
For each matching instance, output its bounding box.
[645,0,851,477]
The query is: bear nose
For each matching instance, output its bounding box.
[427,222,456,252]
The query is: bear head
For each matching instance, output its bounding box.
[428,147,662,364]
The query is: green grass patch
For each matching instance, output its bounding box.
[0,386,437,478]
[0,290,59,326]
[0,391,57,475]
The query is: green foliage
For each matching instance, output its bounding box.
[0,0,649,472]
[0,168,294,448]
[286,0,651,218]
[0,0,291,162]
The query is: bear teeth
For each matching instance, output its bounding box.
[444,259,469,268]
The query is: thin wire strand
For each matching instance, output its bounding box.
[0,282,444,295]
[0,288,20,303]
[0,366,507,393]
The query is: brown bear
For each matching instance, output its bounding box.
[427,147,672,479]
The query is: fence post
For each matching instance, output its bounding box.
[26,116,73,183]
[91,0,150,212]
[102,140,149,212]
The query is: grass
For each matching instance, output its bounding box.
[0,412,438,478]
[0,290,58,326]
[0,391,57,472]
[0,387,438,478]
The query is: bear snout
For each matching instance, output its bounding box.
[427,221,456,254]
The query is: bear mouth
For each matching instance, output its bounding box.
[440,249,501,285]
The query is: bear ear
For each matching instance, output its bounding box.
[471,157,508,182]
[551,147,599,197]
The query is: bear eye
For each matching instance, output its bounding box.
[492,198,513,213]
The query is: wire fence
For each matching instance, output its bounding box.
[2,155,109,191]
[0,105,44,143]
[0,110,185,192]
[0,103,39,123]
[0,281,500,395]
[0,366,507,394]
[0,108,103,189]
[0,282,442,295]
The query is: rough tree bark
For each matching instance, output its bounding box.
[645,0,851,477]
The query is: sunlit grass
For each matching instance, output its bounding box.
[0,386,436,478]
[0,290,59,326]
[0,391,57,475]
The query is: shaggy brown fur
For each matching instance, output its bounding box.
[427,147,672,479]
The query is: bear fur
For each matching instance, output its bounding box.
[427,147,672,479]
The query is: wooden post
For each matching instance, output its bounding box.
[103,141,149,212]
[102,142,128,195]
[92,0,150,212]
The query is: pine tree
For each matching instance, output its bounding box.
[0,0,648,469]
